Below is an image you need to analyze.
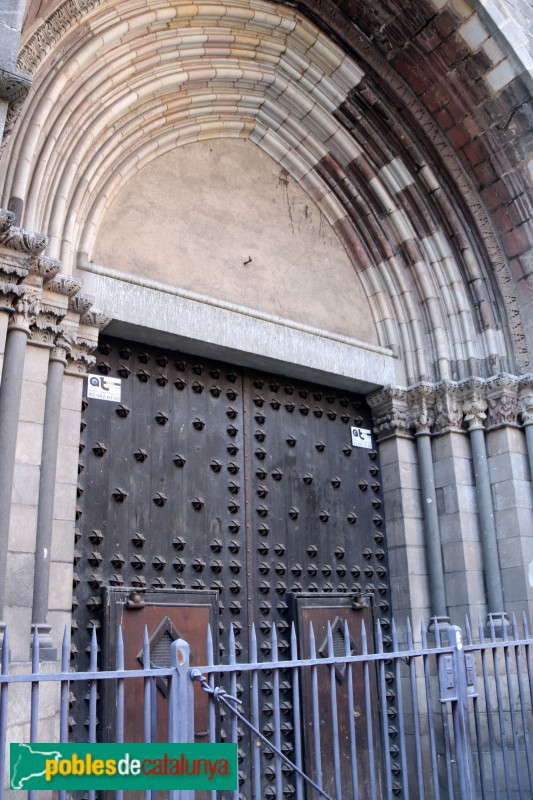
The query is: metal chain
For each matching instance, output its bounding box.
[190,668,335,800]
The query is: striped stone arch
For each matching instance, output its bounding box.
[0,0,527,385]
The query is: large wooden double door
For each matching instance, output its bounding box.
[73,336,390,796]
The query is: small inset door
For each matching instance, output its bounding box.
[102,588,217,745]
[292,592,382,798]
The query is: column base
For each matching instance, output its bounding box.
[30,623,57,661]
[486,612,510,639]
[427,615,450,644]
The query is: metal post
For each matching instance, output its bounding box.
[415,431,449,623]
[447,626,476,800]
[31,351,66,659]
[0,321,31,627]
[168,638,194,800]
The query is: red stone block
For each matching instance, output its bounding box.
[439,36,467,69]
[461,139,487,167]
[492,206,514,234]
[508,196,533,228]
[473,158,498,188]
[502,223,533,259]
[435,106,455,131]
[508,256,526,283]
[447,124,470,150]
[431,10,460,40]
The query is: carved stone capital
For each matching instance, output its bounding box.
[46,273,83,297]
[486,374,519,429]
[65,340,96,376]
[30,305,66,346]
[68,293,94,316]
[8,290,40,333]
[518,375,533,427]
[434,381,464,433]
[367,385,410,440]
[459,378,488,431]
[0,69,31,105]
[33,255,61,283]
[0,209,15,233]
[407,383,436,434]
[0,225,48,256]
[80,308,111,329]
[0,260,28,309]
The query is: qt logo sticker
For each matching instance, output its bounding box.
[87,375,122,402]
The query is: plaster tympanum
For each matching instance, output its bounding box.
[92,140,378,344]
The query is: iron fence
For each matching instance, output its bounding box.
[1,615,532,799]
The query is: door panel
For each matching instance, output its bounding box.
[74,336,391,799]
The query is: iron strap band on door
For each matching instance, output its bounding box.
[190,669,335,800]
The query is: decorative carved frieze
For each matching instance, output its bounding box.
[486,374,519,429]
[17,0,101,75]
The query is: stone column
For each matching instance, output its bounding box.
[407,383,449,627]
[488,374,533,624]
[45,302,109,648]
[368,386,432,632]
[461,379,506,626]
[518,376,533,493]
[30,274,82,658]
[433,381,485,623]
[0,291,39,628]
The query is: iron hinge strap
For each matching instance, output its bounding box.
[190,668,335,800]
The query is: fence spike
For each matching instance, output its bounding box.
[61,626,69,672]
[309,622,316,658]
[90,624,98,671]
[143,625,150,667]
[465,615,472,644]
[489,614,496,643]
[1,626,9,674]
[327,621,334,658]
[511,613,518,639]
[290,622,298,660]
[375,618,383,653]
[229,623,236,664]
[206,623,213,663]
[250,623,257,663]
[117,624,124,670]
[361,619,367,655]
[478,615,485,644]
[421,619,428,649]
[391,617,398,651]
[523,610,529,638]
[31,625,39,673]
[271,618,278,659]
[406,617,413,650]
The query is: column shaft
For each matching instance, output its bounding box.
[415,432,447,619]
[469,426,504,614]
[31,354,65,656]
[0,325,29,617]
